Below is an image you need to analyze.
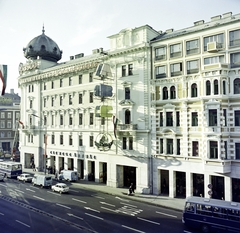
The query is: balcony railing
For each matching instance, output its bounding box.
[204,159,231,174]
[117,124,138,131]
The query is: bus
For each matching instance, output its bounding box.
[0,161,22,178]
[182,196,240,233]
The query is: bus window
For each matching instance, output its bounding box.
[228,209,240,221]
[185,202,195,213]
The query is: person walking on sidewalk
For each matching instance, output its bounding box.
[128,183,135,195]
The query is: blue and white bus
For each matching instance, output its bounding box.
[0,161,22,178]
[182,196,240,233]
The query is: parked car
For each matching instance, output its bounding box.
[0,173,5,182]
[32,174,52,188]
[51,183,69,194]
[17,173,33,182]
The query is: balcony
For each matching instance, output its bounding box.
[204,159,231,174]
[203,63,229,70]
[21,125,36,133]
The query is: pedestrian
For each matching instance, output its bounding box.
[128,183,135,195]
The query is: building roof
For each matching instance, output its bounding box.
[23,26,62,62]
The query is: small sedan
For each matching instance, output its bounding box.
[51,183,69,194]
[17,173,33,182]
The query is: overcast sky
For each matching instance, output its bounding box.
[0,0,239,94]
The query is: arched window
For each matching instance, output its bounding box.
[191,83,197,97]
[170,86,176,99]
[234,78,240,94]
[125,109,131,124]
[206,80,211,95]
[214,79,218,95]
[163,87,168,100]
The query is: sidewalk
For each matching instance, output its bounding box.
[23,168,185,212]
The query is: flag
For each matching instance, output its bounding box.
[0,65,7,96]
[113,115,118,138]
[18,120,24,129]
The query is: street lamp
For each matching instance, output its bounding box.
[31,113,47,175]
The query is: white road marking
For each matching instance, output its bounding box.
[91,195,105,199]
[15,189,24,194]
[56,203,71,209]
[137,217,160,225]
[67,213,83,220]
[0,184,7,187]
[100,201,115,207]
[101,206,116,212]
[120,202,137,208]
[115,196,129,202]
[0,212,4,215]
[85,213,103,220]
[156,211,177,218]
[47,191,61,196]
[33,195,45,201]
[16,220,30,228]
[122,225,145,233]
[72,198,87,204]
[84,207,100,213]
[26,188,35,192]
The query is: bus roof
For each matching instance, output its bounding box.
[186,196,240,209]
[0,161,21,165]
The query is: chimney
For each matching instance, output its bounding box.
[222,12,232,19]
[211,15,221,21]
[194,20,204,26]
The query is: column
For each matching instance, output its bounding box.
[186,172,192,197]
[169,170,176,198]
[225,176,232,201]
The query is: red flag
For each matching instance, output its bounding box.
[19,120,24,129]
[0,65,7,96]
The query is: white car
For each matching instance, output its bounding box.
[51,183,69,194]
[0,173,5,181]
[17,173,33,182]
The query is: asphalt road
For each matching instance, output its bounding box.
[0,178,197,233]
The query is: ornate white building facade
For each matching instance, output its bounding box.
[150,12,240,201]
[18,25,159,193]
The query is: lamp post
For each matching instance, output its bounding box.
[31,114,47,174]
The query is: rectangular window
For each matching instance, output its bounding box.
[186,39,199,55]
[51,115,54,125]
[122,65,126,77]
[166,112,173,126]
[123,137,127,149]
[69,115,73,125]
[79,93,82,104]
[177,139,180,155]
[156,66,166,78]
[89,73,93,82]
[7,121,11,128]
[79,75,82,84]
[160,112,163,127]
[204,33,224,51]
[51,135,55,144]
[224,141,227,159]
[176,111,180,126]
[60,115,63,125]
[60,96,63,106]
[230,29,240,47]
[7,132,11,137]
[235,143,240,160]
[167,139,173,154]
[30,100,33,108]
[43,116,47,125]
[51,97,54,107]
[129,137,133,150]
[192,141,199,156]
[79,136,83,146]
[204,55,224,65]
[155,47,166,60]
[209,141,218,159]
[60,135,63,145]
[90,136,93,147]
[44,98,46,107]
[209,109,217,126]
[160,139,163,153]
[51,81,54,89]
[69,135,73,145]
[69,77,72,86]
[128,64,133,75]
[170,63,182,76]
[0,112,4,118]
[230,52,240,68]
[44,82,46,90]
[60,79,63,87]
[125,87,130,99]
[90,113,94,125]
[89,92,93,103]
[187,60,199,74]
[7,113,11,118]
[223,109,227,126]
[192,112,198,126]
[235,110,240,126]
[69,95,72,105]
[170,43,182,58]
[79,113,83,125]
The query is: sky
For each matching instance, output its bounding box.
[0,0,239,95]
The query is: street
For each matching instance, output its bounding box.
[0,178,196,233]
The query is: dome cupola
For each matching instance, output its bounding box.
[23,26,62,62]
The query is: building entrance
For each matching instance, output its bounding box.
[160,170,169,195]
[193,173,204,197]
[176,171,186,198]
[211,176,224,200]
[124,166,136,188]
[78,160,84,179]
[99,162,107,184]
[88,161,95,181]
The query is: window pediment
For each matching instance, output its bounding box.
[119,99,135,106]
